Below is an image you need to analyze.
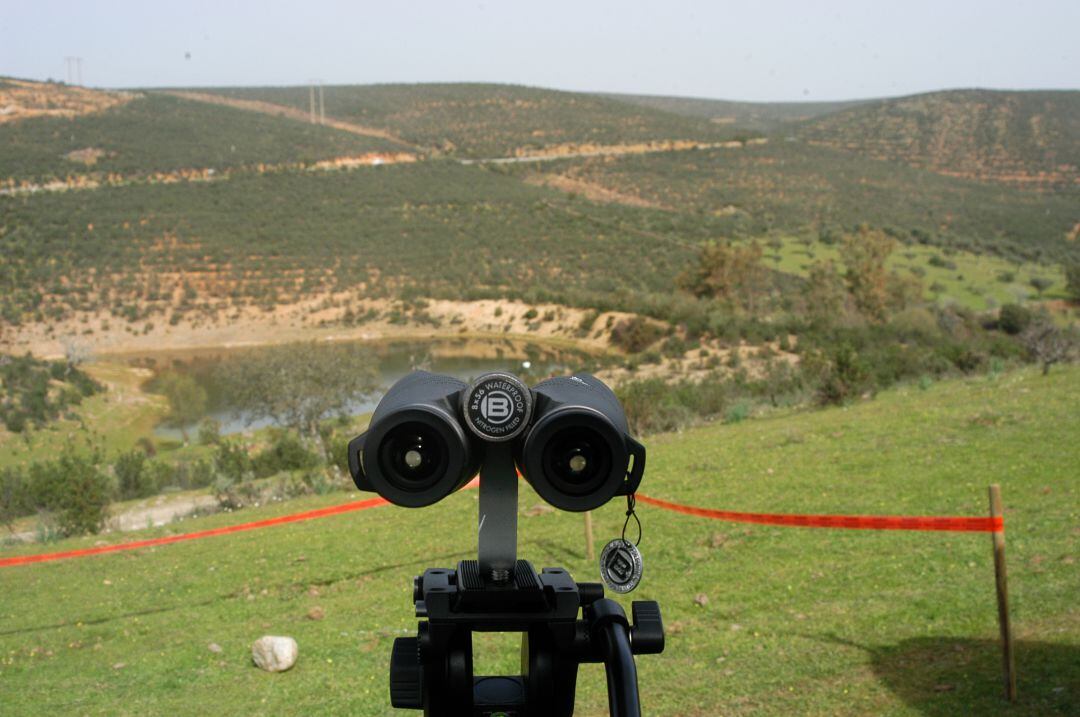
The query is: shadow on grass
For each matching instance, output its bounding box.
[870,637,1078,716]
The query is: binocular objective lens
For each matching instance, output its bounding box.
[380,422,448,489]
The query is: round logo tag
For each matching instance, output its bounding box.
[599,539,643,593]
[463,373,532,442]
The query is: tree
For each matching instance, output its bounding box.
[158,372,207,443]
[219,342,379,441]
[802,261,847,326]
[839,226,895,322]
[1065,263,1080,304]
[1029,277,1054,298]
[1022,319,1080,375]
[677,240,768,313]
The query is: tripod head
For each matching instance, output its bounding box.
[347,371,664,716]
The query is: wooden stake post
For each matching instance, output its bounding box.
[989,484,1017,702]
[583,511,595,562]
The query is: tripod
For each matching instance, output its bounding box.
[387,443,665,716]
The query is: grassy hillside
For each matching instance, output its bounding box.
[202,83,742,157]
[0,366,1076,715]
[0,88,404,184]
[797,89,1080,190]
[600,92,867,133]
[514,141,1080,263]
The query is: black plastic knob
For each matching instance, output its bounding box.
[630,601,665,655]
[390,637,423,709]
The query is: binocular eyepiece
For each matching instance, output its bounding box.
[348,371,644,512]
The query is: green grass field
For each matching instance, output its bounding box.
[1,365,1076,715]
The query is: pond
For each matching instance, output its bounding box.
[106,338,595,438]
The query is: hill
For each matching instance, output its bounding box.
[0,366,1076,715]
[0,160,720,327]
[0,79,407,186]
[510,140,1080,263]
[796,89,1080,190]
[199,83,743,157]
[599,92,867,133]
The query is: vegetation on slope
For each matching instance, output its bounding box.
[203,83,743,157]
[0,366,1076,715]
[515,141,1080,263]
[796,89,1080,189]
[0,353,102,433]
[0,89,404,185]
[599,92,868,133]
[0,160,725,325]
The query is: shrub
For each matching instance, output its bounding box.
[928,254,957,270]
[114,449,153,500]
[0,466,30,529]
[197,418,222,445]
[26,454,111,537]
[813,344,871,406]
[214,440,253,482]
[998,304,1032,335]
[1064,263,1080,303]
[610,317,665,353]
[253,432,320,478]
[724,402,750,424]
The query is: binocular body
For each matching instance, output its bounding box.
[348,371,644,512]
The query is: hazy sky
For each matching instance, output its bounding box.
[1,0,1076,102]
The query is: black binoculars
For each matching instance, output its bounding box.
[347,371,645,512]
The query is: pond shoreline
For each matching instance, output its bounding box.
[1,296,625,361]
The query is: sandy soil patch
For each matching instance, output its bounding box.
[0,78,132,123]
[0,294,628,360]
[525,173,666,209]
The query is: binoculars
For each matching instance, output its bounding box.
[347,371,645,512]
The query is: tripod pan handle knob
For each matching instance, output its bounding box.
[630,601,665,655]
[390,637,423,709]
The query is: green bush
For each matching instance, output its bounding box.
[998,303,1032,335]
[610,317,665,353]
[0,466,30,528]
[814,344,872,406]
[114,449,153,500]
[253,432,320,478]
[214,441,253,482]
[197,418,222,445]
[25,454,111,537]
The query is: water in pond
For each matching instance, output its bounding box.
[108,339,594,438]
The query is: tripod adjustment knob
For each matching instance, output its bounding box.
[390,637,423,709]
[630,601,665,655]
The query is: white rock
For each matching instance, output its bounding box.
[252,636,298,672]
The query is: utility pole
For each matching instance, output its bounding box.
[64,57,84,85]
[308,79,325,125]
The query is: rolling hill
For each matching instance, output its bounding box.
[198,83,743,158]
[1,79,1077,336]
[795,89,1080,190]
[599,92,868,134]
[0,79,407,185]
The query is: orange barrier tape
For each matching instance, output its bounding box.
[0,496,391,568]
[635,494,1004,533]
[0,479,999,569]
